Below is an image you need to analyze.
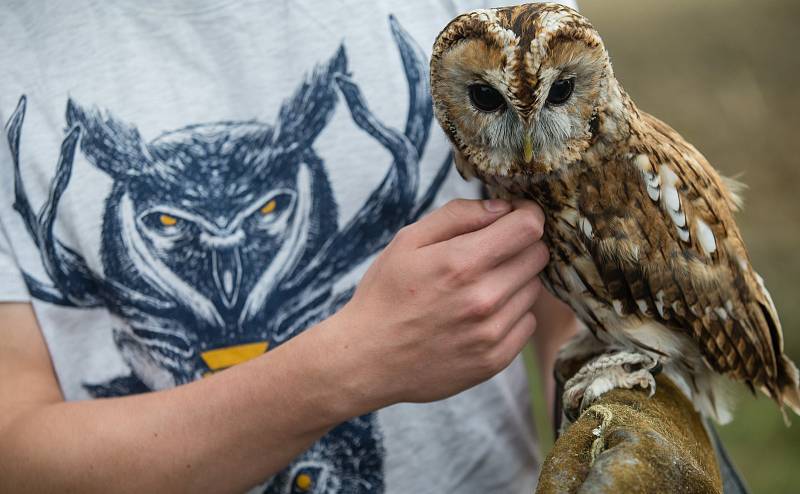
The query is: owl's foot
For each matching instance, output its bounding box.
[553,327,607,385]
[562,351,662,422]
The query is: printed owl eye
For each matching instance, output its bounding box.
[140,211,190,236]
[159,214,178,226]
[260,199,277,215]
[289,464,325,494]
[252,192,294,228]
[294,472,312,492]
[468,84,506,112]
[546,77,575,105]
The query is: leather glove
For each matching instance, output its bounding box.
[536,375,723,494]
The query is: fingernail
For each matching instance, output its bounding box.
[483,199,510,213]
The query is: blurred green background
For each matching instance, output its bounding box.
[527,1,800,492]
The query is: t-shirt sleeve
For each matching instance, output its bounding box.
[0,127,31,302]
[0,228,30,302]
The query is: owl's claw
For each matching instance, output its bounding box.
[561,351,661,422]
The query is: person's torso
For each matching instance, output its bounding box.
[0,1,543,492]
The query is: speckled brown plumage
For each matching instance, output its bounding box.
[430,2,799,422]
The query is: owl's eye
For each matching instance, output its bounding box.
[159,214,178,226]
[260,199,277,215]
[294,473,312,492]
[140,210,191,237]
[546,78,575,105]
[251,192,294,228]
[288,464,325,494]
[468,84,505,112]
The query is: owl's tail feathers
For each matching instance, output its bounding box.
[781,355,800,415]
[779,356,800,417]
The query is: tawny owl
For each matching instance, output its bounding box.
[430,2,800,423]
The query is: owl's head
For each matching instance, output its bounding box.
[431,3,615,180]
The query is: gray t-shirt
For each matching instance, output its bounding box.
[0,1,572,492]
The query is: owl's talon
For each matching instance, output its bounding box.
[564,403,581,423]
[561,351,661,423]
[651,361,663,376]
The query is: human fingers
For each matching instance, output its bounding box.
[445,199,545,272]
[481,241,549,298]
[466,277,542,352]
[404,198,511,247]
[488,310,539,373]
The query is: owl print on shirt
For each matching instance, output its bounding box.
[5,16,447,494]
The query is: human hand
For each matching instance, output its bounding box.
[536,374,723,494]
[329,198,549,411]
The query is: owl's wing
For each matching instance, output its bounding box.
[574,112,799,409]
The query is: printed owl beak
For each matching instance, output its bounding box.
[213,247,242,309]
[523,134,534,163]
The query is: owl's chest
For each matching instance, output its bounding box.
[486,175,588,262]
[483,168,699,362]
[539,206,600,308]
[487,177,628,331]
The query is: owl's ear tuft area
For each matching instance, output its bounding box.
[64,98,152,180]
[329,44,349,78]
[431,12,486,63]
[272,45,349,149]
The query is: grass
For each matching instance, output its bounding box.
[527,1,800,491]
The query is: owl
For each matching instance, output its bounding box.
[430,2,800,423]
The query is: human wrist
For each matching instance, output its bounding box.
[300,306,388,422]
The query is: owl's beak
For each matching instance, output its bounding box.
[523,134,534,163]
[213,247,242,309]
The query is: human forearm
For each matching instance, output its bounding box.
[0,317,359,494]
[0,199,552,492]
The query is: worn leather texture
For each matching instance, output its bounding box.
[537,375,722,494]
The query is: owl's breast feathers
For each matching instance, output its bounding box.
[490,110,800,415]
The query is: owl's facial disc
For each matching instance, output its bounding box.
[431,4,612,179]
